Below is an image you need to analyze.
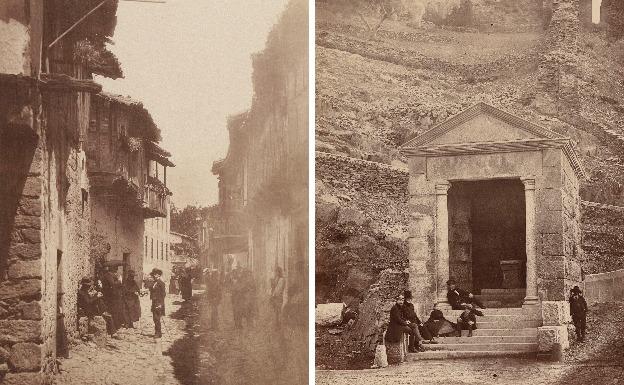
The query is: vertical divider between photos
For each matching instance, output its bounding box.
[308,0,316,383]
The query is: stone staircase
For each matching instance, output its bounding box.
[408,306,542,361]
[474,288,526,308]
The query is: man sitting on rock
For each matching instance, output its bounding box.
[386,293,424,353]
[403,290,438,345]
[446,279,485,312]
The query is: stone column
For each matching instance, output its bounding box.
[521,177,540,307]
[435,182,451,307]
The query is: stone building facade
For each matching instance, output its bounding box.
[0,2,101,383]
[400,102,585,349]
[1,1,170,383]
[87,93,174,283]
[211,0,308,299]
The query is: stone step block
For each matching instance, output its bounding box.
[425,342,538,352]
[477,319,543,329]
[481,288,526,295]
[471,328,538,337]
[407,350,536,361]
[433,335,537,344]
[443,308,540,317]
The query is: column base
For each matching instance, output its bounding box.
[522,296,540,308]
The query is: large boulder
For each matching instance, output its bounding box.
[315,303,344,327]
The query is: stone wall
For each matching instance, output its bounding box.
[582,268,624,304]
[535,0,580,116]
[315,152,409,303]
[535,148,583,301]
[0,83,46,384]
[601,0,624,41]
[580,201,624,274]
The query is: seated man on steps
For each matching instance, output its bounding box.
[456,303,480,337]
[386,293,424,353]
[402,290,438,345]
[446,279,485,312]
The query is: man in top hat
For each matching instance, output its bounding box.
[386,292,424,353]
[569,285,588,342]
[402,290,436,347]
[78,277,100,319]
[446,278,485,312]
[147,268,166,338]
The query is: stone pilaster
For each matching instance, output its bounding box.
[521,177,540,307]
[435,182,451,307]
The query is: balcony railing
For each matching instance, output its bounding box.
[142,183,168,218]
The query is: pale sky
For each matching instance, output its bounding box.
[97,0,288,208]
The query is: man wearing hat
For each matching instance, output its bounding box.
[386,292,424,353]
[78,277,99,319]
[446,278,485,312]
[402,290,436,348]
[147,268,166,338]
[569,286,588,342]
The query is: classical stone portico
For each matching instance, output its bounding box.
[400,103,585,351]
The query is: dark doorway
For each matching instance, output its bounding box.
[123,252,130,278]
[56,250,69,358]
[448,179,526,294]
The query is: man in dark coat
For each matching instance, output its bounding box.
[122,270,141,328]
[204,268,222,329]
[386,293,424,353]
[147,268,166,338]
[100,266,125,336]
[402,290,437,344]
[456,303,479,337]
[446,279,485,311]
[569,286,588,342]
[77,278,99,319]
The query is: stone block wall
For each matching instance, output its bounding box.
[535,148,582,302]
[535,0,580,116]
[582,269,624,304]
[316,152,409,233]
[1,84,46,384]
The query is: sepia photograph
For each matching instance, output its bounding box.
[315,0,624,384]
[0,0,308,384]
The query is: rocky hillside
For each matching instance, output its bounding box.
[315,1,624,302]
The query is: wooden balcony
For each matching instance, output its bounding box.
[142,182,169,218]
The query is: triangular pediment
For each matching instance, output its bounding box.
[401,103,564,148]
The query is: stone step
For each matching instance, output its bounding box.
[443,308,539,317]
[407,350,536,361]
[480,288,526,295]
[432,335,537,344]
[425,342,538,352]
[445,314,540,322]
[471,328,538,337]
[477,319,543,329]
[475,294,525,301]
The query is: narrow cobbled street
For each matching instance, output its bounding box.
[167,292,308,385]
[55,295,187,385]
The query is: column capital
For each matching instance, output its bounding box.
[435,182,451,195]
[520,177,536,190]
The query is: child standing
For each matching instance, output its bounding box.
[569,286,588,342]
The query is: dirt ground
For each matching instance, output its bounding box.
[55,295,187,385]
[55,290,308,385]
[317,302,624,385]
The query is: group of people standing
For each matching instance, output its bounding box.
[77,266,143,337]
[77,266,168,339]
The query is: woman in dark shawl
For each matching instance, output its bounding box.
[424,302,457,337]
[122,270,141,328]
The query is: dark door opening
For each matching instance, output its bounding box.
[56,250,68,358]
[448,179,526,295]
